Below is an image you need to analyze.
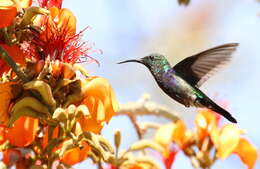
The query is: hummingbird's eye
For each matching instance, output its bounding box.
[149,56,155,60]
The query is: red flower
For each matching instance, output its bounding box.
[31,7,95,64]
[38,0,63,9]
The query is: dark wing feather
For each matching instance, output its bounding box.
[173,43,239,87]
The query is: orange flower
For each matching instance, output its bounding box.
[155,123,175,148]
[195,109,218,141]
[61,123,90,165]
[6,117,39,147]
[234,138,258,169]
[43,7,76,36]
[78,76,118,133]
[0,44,26,76]
[156,108,258,169]
[0,0,32,28]
[212,124,241,159]
[196,109,258,168]
[58,77,118,165]
[171,120,192,149]
[61,141,90,165]
[154,123,178,169]
[211,124,258,169]
[0,82,15,124]
[41,124,91,165]
[155,120,192,150]
[40,81,117,166]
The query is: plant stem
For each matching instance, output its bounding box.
[0,46,29,82]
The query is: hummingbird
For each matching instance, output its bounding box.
[118,43,238,123]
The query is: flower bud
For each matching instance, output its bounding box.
[53,108,67,121]
[114,129,121,149]
[75,104,90,118]
[67,104,76,119]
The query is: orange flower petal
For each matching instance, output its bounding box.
[0,0,33,28]
[19,0,32,8]
[61,141,90,165]
[0,82,17,124]
[47,7,76,35]
[6,117,39,147]
[209,127,220,147]
[0,125,6,145]
[234,138,258,169]
[79,96,104,133]
[78,77,118,134]
[195,109,218,141]
[172,120,191,149]
[48,6,59,19]
[58,8,76,34]
[155,123,175,147]
[216,124,241,159]
[0,44,26,76]
[0,5,16,28]
[96,97,105,122]
[83,77,119,122]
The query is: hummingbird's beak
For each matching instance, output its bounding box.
[117,59,143,64]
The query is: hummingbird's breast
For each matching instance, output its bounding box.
[154,70,198,107]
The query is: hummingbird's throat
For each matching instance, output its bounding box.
[150,63,171,75]
[163,64,171,71]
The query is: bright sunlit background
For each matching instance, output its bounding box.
[63,0,260,168]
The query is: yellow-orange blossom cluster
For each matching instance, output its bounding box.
[0,0,119,167]
[155,109,258,169]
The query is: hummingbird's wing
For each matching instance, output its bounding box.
[173,43,239,87]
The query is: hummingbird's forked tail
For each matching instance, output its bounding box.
[207,101,237,123]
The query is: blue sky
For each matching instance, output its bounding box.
[63,0,260,168]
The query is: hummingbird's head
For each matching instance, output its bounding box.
[118,53,171,73]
